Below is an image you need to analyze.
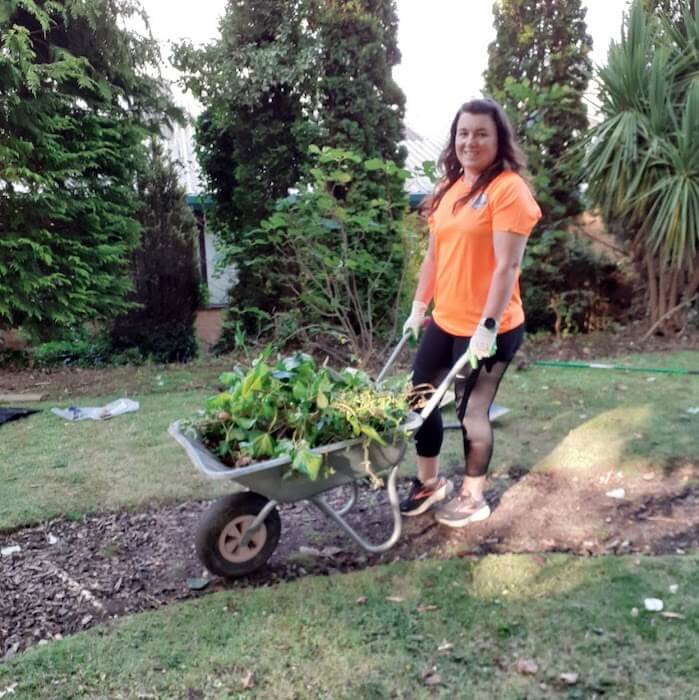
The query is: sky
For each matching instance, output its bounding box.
[139,0,631,141]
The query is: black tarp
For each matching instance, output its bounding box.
[0,408,39,426]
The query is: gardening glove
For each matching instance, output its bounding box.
[468,318,499,365]
[402,300,427,339]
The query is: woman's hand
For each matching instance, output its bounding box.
[469,319,498,359]
[403,300,427,339]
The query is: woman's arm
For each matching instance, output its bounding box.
[481,230,528,323]
[402,233,437,338]
[414,233,437,305]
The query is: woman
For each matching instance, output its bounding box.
[400,97,541,528]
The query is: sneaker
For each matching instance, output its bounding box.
[400,475,453,516]
[435,492,491,528]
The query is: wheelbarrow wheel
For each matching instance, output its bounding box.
[195,493,281,578]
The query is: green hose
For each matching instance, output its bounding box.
[533,359,698,376]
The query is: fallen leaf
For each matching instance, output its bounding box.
[355,596,368,605]
[559,672,579,685]
[437,641,453,652]
[669,584,679,594]
[422,670,442,686]
[298,545,322,557]
[385,596,405,603]
[242,670,255,690]
[515,658,539,675]
[644,598,663,612]
[631,607,639,618]
[0,545,21,557]
[605,488,626,499]
[321,546,343,557]
[47,534,59,545]
[660,611,685,620]
[186,577,210,591]
[417,604,438,612]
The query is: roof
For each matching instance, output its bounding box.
[402,126,443,196]
[165,123,443,198]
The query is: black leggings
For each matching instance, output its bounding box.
[410,320,524,477]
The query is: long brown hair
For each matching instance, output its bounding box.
[428,98,527,216]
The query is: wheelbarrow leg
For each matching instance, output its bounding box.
[239,498,279,548]
[309,466,402,553]
[321,481,359,517]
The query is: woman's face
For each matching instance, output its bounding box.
[454,111,498,177]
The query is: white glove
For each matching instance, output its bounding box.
[402,300,427,339]
[469,318,498,360]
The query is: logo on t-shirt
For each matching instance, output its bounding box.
[471,192,488,209]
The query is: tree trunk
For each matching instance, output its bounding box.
[646,253,659,324]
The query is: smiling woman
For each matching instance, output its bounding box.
[400,97,541,527]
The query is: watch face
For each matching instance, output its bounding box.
[484,317,496,330]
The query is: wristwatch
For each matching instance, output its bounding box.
[483,317,497,331]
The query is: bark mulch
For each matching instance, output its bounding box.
[3,462,698,660]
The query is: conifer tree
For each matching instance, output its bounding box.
[0,0,173,339]
[484,0,593,225]
[110,141,200,362]
[315,0,406,164]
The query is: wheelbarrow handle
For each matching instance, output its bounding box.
[375,332,411,386]
[418,349,477,422]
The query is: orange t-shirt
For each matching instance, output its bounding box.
[428,170,541,337]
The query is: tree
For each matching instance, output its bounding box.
[173,0,319,334]
[314,0,406,164]
[582,0,699,329]
[644,0,696,25]
[173,0,407,339]
[110,141,200,363]
[481,0,620,334]
[484,0,593,225]
[0,0,173,339]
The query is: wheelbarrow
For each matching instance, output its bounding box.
[169,335,475,578]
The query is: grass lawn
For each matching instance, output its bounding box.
[1,350,697,531]
[0,389,232,531]
[2,553,698,699]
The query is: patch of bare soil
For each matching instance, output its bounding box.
[3,463,699,660]
[521,322,698,363]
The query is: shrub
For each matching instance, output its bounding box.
[522,230,632,335]
[109,142,200,363]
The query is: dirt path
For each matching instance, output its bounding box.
[3,463,698,660]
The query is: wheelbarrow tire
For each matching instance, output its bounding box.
[195,492,281,578]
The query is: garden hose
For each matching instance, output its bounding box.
[533,360,698,376]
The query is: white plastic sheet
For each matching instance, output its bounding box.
[51,398,139,422]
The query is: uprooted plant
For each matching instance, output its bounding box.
[187,350,411,480]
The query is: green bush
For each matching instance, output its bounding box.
[31,330,112,368]
[0,348,29,369]
[229,147,413,363]
[522,230,632,334]
[110,321,197,364]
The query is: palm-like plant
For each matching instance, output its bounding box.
[583,1,699,328]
